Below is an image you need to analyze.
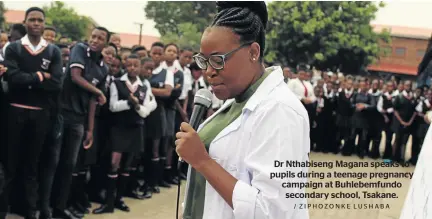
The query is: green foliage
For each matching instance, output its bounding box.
[0,2,5,30]
[161,22,202,51]
[43,1,93,41]
[145,1,216,36]
[266,1,390,74]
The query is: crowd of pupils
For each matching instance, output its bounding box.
[283,66,431,165]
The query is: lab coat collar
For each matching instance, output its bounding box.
[199,66,284,130]
[244,66,283,112]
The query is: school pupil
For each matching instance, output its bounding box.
[177,47,194,115]
[52,26,110,219]
[56,44,70,73]
[111,55,123,77]
[0,7,63,219]
[409,86,423,164]
[377,81,396,159]
[85,44,123,206]
[322,82,338,153]
[93,54,156,214]
[338,77,355,156]
[391,80,417,163]
[109,33,122,52]
[140,57,154,80]
[132,46,148,59]
[2,24,27,59]
[121,50,131,68]
[161,43,184,186]
[144,42,173,195]
[43,26,56,44]
[349,80,375,159]
[102,44,117,66]
[367,79,383,159]
[311,86,324,151]
[175,47,194,178]
[120,57,156,200]
[405,87,421,164]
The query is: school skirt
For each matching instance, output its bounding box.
[145,101,167,139]
[391,117,412,133]
[368,112,385,131]
[110,125,143,153]
[417,122,430,139]
[164,108,176,137]
[336,114,352,128]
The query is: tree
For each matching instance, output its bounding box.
[0,2,6,30]
[161,22,202,51]
[266,1,390,74]
[145,1,216,36]
[43,1,93,41]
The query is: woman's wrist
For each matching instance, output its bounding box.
[194,157,214,173]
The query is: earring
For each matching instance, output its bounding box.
[252,58,256,61]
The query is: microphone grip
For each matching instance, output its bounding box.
[178,104,207,164]
[189,104,207,130]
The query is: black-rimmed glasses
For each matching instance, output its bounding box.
[193,42,253,70]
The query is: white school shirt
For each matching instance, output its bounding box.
[174,60,192,100]
[109,74,157,118]
[399,110,432,219]
[183,66,310,219]
[287,78,316,102]
[143,78,157,112]
[21,34,48,53]
[152,64,174,88]
[194,76,208,93]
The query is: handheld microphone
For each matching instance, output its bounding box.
[189,89,213,129]
[176,88,212,219]
[178,88,213,164]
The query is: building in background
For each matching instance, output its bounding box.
[117,33,159,49]
[368,24,432,79]
[4,9,24,26]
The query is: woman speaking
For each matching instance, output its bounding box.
[175,1,310,219]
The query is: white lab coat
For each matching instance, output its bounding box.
[399,111,432,219]
[183,66,310,219]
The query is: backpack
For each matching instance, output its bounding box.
[2,40,56,93]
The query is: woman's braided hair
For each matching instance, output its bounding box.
[211,1,268,57]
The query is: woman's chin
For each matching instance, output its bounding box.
[213,89,229,101]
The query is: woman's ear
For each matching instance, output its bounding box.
[249,42,261,62]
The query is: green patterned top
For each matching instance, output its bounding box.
[183,69,271,219]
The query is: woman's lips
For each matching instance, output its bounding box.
[210,84,224,90]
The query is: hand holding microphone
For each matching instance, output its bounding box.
[176,88,213,167]
[175,88,213,219]
[175,122,211,170]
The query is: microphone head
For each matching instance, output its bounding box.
[194,89,213,108]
